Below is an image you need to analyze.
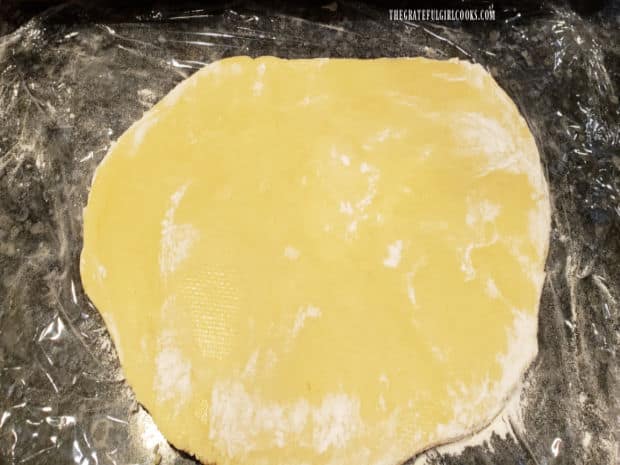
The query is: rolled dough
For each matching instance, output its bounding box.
[80,57,550,465]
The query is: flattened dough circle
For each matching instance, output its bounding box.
[81,57,550,465]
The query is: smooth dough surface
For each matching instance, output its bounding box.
[81,57,550,465]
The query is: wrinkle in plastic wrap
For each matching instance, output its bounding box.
[0,3,618,465]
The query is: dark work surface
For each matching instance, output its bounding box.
[0,2,619,465]
[0,0,617,35]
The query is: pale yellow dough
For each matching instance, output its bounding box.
[81,57,550,465]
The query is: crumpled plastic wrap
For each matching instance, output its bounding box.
[0,3,618,464]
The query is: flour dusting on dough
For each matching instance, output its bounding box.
[209,382,363,458]
[97,264,107,279]
[496,310,538,394]
[339,201,354,216]
[242,350,259,378]
[284,246,301,260]
[312,394,363,453]
[435,308,537,439]
[486,278,501,299]
[459,244,475,280]
[356,163,379,212]
[292,305,322,337]
[153,296,193,414]
[456,113,522,174]
[299,95,327,106]
[406,272,417,305]
[466,198,501,226]
[529,201,550,257]
[95,262,107,283]
[253,62,266,96]
[432,72,467,82]
[155,330,192,414]
[159,184,199,277]
[132,112,158,152]
[383,240,403,268]
[405,258,426,307]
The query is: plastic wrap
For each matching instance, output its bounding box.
[0,3,618,464]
